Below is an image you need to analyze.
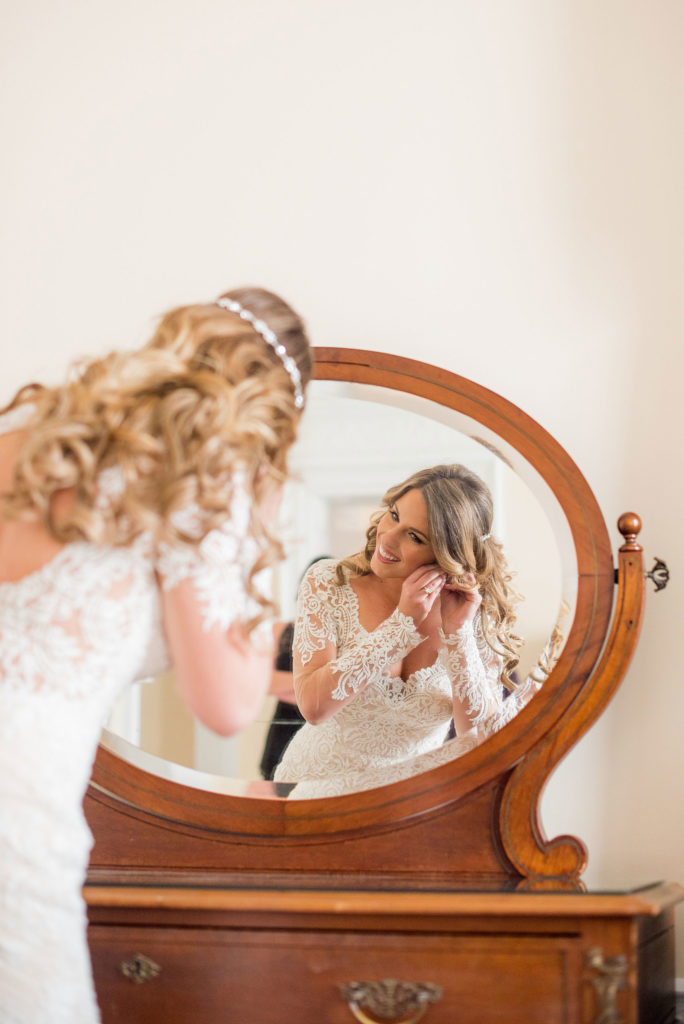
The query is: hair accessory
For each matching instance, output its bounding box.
[216,296,305,409]
[481,532,492,542]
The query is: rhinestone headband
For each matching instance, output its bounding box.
[481,532,492,541]
[216,296,305,409]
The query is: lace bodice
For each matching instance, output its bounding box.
[0,405,264,1023]
[273,559,532,798]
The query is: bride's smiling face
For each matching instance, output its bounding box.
[370,488,437,580]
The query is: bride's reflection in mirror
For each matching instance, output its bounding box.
[272,463,545,798]
[104,383,571,796]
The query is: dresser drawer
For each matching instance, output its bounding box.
[90,925,586,1024]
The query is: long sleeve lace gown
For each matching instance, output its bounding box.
[274,559,541,798]
[0,408,260,1024]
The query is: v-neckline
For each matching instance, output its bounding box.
[343,573,443,684]
[345,575,382,637]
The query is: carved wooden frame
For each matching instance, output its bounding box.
[85,349,645,890]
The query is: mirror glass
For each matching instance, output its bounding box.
[103,378,576,798]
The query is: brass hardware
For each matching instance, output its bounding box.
[586,947,627,1024]
[120,952,162,984]
[646,557,669,592]
[339,978,443,1024]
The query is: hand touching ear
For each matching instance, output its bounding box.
[397,564,446,629]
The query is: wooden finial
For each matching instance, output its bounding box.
[618,512,642,552]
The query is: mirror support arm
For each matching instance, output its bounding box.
[498,513,646,888]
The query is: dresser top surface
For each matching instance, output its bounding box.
[84,879,684,919]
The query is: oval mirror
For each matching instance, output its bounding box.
[99,352,587,801]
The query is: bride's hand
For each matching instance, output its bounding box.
[440,573,482,634]
[397,564,446,629]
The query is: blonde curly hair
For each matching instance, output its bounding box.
[337,464,523,687]
[0,286,313,630]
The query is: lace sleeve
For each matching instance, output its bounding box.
[443,613,551,737]
[493,675,542,730]
[293,563,340,666]
[439,616,508,737]
[491,615,566,728]
[293,563,423,703]
[155,481,266,638]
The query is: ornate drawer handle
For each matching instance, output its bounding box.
[120,953,162,984]
[339,979,443,1024]
[586,948,627,1024]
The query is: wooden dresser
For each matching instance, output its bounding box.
[86,882,681,1024]
[85,351,680,1024]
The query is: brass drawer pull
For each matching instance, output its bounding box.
[340,979,443,1024]
[586,948,627,1024]
[120,953,162,984]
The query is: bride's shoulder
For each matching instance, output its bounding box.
[308,557,370,589]
[304,558,339,588]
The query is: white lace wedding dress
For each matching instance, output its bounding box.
[274,559,540,798]
[0,407,260,1023]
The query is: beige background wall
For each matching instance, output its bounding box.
[3,0,683,971]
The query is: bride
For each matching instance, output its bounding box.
[274,463,543,798]
[0,287,312,1023]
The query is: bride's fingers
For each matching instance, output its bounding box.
[422,578,445,595]
[409,565,446,590]
[443,573,479,593]
[416,576,445,597]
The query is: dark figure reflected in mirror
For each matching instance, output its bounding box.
[273,464,547,798]
[260,556,331,781]
[0,287,313,1022]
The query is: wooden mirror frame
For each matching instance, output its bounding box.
[85,349,645,891]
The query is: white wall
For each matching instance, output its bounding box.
[3,0,683,969]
